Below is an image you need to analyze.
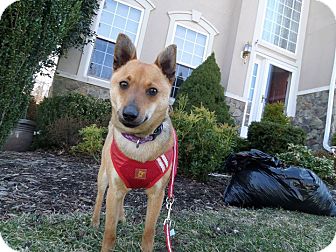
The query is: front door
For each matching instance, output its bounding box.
[241,55,296,137]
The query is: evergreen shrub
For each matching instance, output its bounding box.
[176,53,234,125]
[172,96,238,181]
[35,93,111,149]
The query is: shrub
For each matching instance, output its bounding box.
[314,150,336,171]
[277,144,335,180]
[261,102,290,125]
[247,121,306,154]
[234,137,251,152]
[45,117,88,150]
[0,0,99,147]
[26,96,38,121]
[176,53,234,125]
[332,133,336,146]
[172,96,238,181]
[35,93,111,149]
[71,124,107,161]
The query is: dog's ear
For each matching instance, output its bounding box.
[113,33,137,71]
[155,45,177,84]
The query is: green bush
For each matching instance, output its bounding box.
[314,150,336,179]
[44,117,89,150]
[331,133,336,146]
[277,144,335,180]
[71,124,107,161]
[0,0,99,147]
[176,53,234,125]
[261,102,290,125]
[35,93,111,149]
[247,121,306,154]
[26,96,38,122]
[172,96,238,181]
[234,137,251,152]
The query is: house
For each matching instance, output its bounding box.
[50,0,336,151]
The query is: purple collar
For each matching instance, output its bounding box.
[121,124,163,148]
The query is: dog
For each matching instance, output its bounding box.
[91,33,177,252]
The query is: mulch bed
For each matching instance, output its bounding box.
[0,151,230,220]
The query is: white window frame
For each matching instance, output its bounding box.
[165,10,219,64]
[93,2,143,45]
[254,0,310,61]
[58,0,155,89]
[261,0,303,55]
[171,23,209,69]
[243,62,260,126]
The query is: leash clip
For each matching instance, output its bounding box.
[136,139,140,148]
[164,197,174,227]
[166,197,174,209]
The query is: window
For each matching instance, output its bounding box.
[172,64,193,98]
[244,64,259,127]
[171,25,208,98]
[88,0,142,80]
[174,25,207,68]
[262,0,302,53]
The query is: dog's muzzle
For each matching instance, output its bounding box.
[119,104,148,128]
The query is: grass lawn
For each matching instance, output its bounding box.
[0,207,335,252]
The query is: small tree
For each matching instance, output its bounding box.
[0,0,99,146]
[261,102,290,125]
[247,102,306,154]
[176,53,234,125]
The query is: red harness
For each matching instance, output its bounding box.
[110,131,178,190]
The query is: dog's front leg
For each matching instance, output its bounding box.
[141,187,165,252]
[101,186,125,252]
[92,164,108,228]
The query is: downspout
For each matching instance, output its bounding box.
[323,48,336,152]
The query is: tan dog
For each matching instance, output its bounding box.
[91,33,177,252]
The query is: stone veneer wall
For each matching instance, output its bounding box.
[329,89,336,146]
[50,75,110,99]
[225,96,246,129]
[293,90,331,150]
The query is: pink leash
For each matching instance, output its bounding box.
[164,129,178,252]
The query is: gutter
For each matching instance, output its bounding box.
[323,48,336,152]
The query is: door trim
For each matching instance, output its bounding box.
[240,53,299,137]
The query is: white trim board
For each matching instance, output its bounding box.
[297,86,330,96]
[224,92,247,103]
[56,70,111,90]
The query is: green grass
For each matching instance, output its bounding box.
[0,207,335,252]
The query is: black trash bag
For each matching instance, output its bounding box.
[224,149,283,174]
[223,150,336,217]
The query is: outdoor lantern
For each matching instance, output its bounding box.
[241,42,252,64]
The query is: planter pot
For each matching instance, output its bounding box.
[2,119,36,152]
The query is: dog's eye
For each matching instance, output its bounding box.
[119,81,129,90]
[146,88,158,96]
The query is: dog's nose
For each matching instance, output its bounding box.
[122,105,139,122]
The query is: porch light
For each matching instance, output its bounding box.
[241,42,252,64]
